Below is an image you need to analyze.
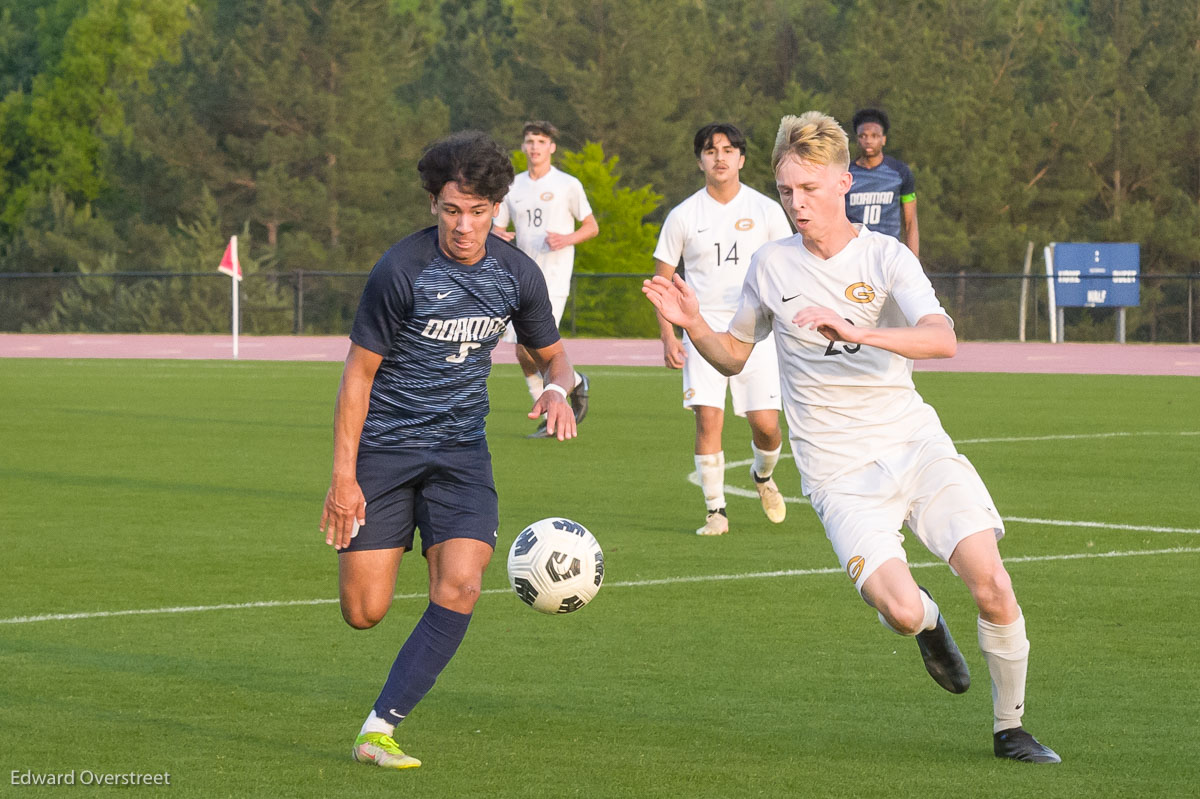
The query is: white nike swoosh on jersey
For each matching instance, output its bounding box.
[437,291,453,299]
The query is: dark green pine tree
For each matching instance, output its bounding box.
[137,0,447,278]
[419,0,528,137]
[1070,0,1200,340]
[0,0,191,330]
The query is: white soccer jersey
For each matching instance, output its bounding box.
[727,226,952,493]
[653,185,793,330]
[494,166,593,299]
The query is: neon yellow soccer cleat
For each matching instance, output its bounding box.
[352,732,421,769]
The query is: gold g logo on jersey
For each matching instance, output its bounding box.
[734,218,755,231]
[540,191,554,201]
[845,282,876,303]
[846,556,865,582]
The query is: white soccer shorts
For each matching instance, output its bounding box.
[681,333,781,415]
[807,436,1004,595]
[503,294,569,344]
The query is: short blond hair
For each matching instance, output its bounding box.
[771,112,850,172]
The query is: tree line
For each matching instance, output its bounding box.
[1,0,1197,338]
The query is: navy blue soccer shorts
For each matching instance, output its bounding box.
[343,440,499,556]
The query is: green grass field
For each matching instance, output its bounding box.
[2,358,1198,798]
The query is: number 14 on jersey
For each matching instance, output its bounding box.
[714,241,739,266]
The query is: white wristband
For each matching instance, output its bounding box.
[543,383,569,399]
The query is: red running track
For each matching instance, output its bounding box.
[1,333,1198,376]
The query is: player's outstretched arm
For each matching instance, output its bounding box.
[526,340,578,441]
[321,343,383,550]
[491,224,515,242]
[642,274,753,376]
[792,307,956,360]
[652,260,687,369]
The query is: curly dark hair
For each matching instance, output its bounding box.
[851,108,889,136]
[418,131,514,203]
[693,122,747,159]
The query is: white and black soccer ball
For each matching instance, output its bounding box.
[506,517,604,614]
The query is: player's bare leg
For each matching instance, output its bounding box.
[950,530,1061,763]
[515,343,544,401]
[426,538,493,613]
[339,547,404,629]
[519,343,588,437]
[350,540,492,769]
[862,559,971,693]
[339,548,422,768]
[746,409,785,523]
[693,405,728,535]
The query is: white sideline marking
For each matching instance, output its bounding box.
[3,546,1198,626]
[958,430,1200,445]
[6,430,1194,627]
[610,546,1200,588]
[1005,517,1200,534]
[707,435,1200,523]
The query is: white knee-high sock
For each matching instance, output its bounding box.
[694,452,725,512]
[751,442,781,480]
[525,374,544,401]
[878,588,940,635]
[978,612,1030,733]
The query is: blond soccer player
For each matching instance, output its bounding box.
[642,112,1060,764]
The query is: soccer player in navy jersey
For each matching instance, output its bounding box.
[845,108,919,256]
[319,130,578,770]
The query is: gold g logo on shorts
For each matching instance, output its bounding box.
[846,555,865,582]
[734,218,755,231]
[540,192,554,201]
[845,282,876,303]
[684,388,695,400]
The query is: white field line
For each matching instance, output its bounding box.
[6,430,1194,626]
[957,430,1200,445]
[1004,517,1200,534]
[3,545,1198,626]
[709,431,1200,525]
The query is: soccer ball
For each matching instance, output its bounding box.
[506,517,604,614]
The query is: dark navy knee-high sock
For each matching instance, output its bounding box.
[373,601,472,725]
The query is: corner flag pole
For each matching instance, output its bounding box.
[218,236,243,359]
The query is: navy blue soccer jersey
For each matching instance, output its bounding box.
[845,155,915,240]
[350,227,560,448]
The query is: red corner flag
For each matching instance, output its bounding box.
[218,236,242,281]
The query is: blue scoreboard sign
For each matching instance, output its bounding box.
[1050,242,1140,307]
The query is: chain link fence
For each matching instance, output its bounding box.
[1,270,1196,343]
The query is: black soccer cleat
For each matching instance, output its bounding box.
[913,586,971,694]
[994,727,1062,764]
[526,420,551,439]
[569,373,589,424]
